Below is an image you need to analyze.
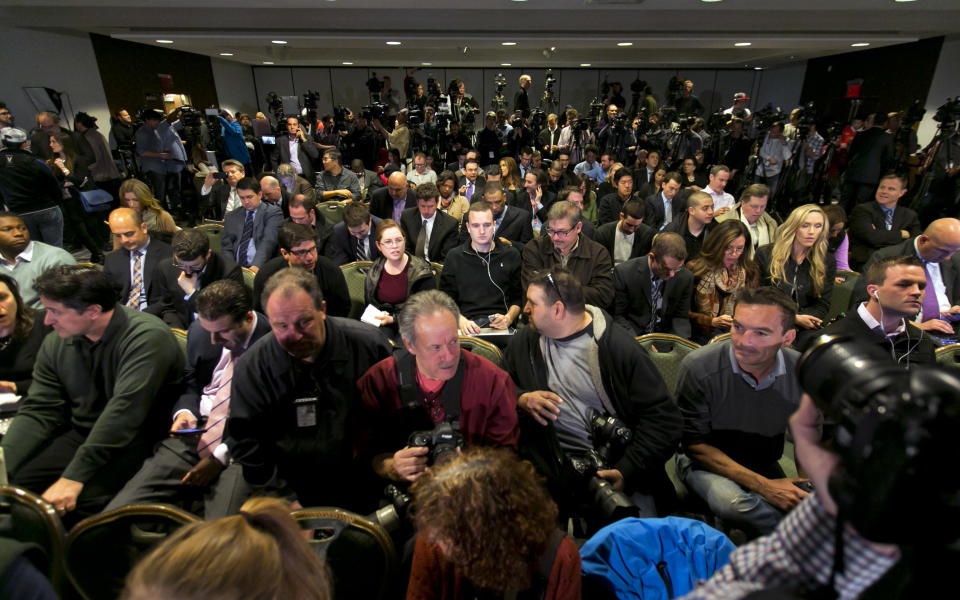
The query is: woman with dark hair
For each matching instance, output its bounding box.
[122,497,330,600]
[436,171,469,223]
[686,220,761,342]
[0,274,51,398]
[407,447,581,600]
[47,132,107,262]
[680,157,706,191]
[575,172,599,226]
[823,204,851,274]
[364,219,436,341]
[499,156,523,194]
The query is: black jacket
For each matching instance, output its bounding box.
[458,205,533,248]
[103,240,173,305]
[325,218,382,266]
[368,187,416,221]
[813,310,936,367]
[845,127,894,185]
[663,216,715,262]
[595,220,655,265]
[855,237,960,309]
[146,252,244,328]
[643,190,691,232]
[503,307,682,500]
[440,240,523,320]
[0,149,62,213]
[521,234,614,310]
[847,202,922,270]
[399,208,460,262]
[755,244,835,320]
[269,133,319,182]
[252,255,351,317]
[613,255,694,338]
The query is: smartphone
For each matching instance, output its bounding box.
[261,135,276,144]
[212,172,226,180]
[473,316,491,328]
[171,427,206,437]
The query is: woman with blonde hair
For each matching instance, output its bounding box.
[407,447,581,600]
[118,178,178,243]
[122,497,330,600]
[755,204,834,347]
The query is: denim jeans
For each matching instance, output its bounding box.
[19,206,64,248]
[677,454,784,537]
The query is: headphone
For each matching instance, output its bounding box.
[872,287,922,368]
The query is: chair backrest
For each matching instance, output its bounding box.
[292,507,396,600]
[241,266,256,297]
[707,332,730,345]
[459,335,503,367]
[340,261,374,319]
[75,262,103,270]
[430,261,443,287]
[64,504,198,600]
[318,201,347,225]
[170,328,187,362]
[635,334,700,397]
[827,271,860,322]
[936,343,960,369]
[0,486,66,590]
[195,223,223,254]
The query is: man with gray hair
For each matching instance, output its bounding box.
[522,200,614,309]
[357,289,520,483]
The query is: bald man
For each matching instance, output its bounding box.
[259,175,290,219]
[857,218,960,336]
[368,171,416,221]
[103,207,173,309]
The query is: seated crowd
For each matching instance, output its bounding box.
[0,84,959,598]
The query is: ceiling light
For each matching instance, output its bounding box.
[502,42,517,46]
[580,63,591,67]
[422,62,432,66]
[894,0,916,3]
[272,40,287,45]
[386,41,401,46]
[617,42,633,47]
[156,40,173,44]
[701,0,723,2]
[342,61,353,65]
[219,53,234,56]
[263,61,274,65]
[754,67,763,70]
[851,42,870,47]
[512,0,528,2]
[501,63,512,66]
[735,42,752,47]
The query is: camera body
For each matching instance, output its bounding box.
[408,422,464,466]
[933,96,960,124]
[563,410,637,521]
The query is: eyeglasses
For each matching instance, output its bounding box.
[172,258,204,273]
[379,238,405,247]
[288,245,317,258]
[545,272,565,305]
[544,227,574,238]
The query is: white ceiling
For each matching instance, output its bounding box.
[4,0,959,68]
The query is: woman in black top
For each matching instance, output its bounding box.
[47,132,107,262]
[0,274,51,398]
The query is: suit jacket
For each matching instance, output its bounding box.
[847,202,921,270]
[103,239,173,305]
[174,312,272,423]
[252,255,351,317]
[325,218,383,266]
[357,169,381,199]
[270,133,320,182]
[511,189,557,225]
[595,221,655,265]
[456,175,485,199]
[220,203,283,269]
[643,190,691,231]
[854,237,960,308]
[146,252,244,328]
[845,127,894,185]
[458,205,534,248]
[400,208,460,263]
[368,187,416,221]
[202,180,235,218]
[613,255,693,338]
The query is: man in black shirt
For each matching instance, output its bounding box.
[514,74,531,117]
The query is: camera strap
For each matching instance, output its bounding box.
[395,349,465,427]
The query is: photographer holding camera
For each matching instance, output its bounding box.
[357,290,519,484]
[504,270,682,521]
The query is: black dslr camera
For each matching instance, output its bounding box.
[369,484,412,534]
[934,96,960,124]
[564,410,637,521]
[408,422,464,467]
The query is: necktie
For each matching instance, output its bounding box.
[127,251,143,309]
[883,208,894,231]
[648,279,664,333]
[921,264,941,322]
[197,354,235,459]
[663,198,672,229]
[415,219,428,260]
[466,181,474,199]
[356,236,368,262]
[237,210,254,267]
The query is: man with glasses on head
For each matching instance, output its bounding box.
[522,201,614,310]
[613,232,693,337]
[252,222,349,317]
[315,148,360,203]
[146,228,243,328]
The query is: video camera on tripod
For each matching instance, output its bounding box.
[264,92,285,127]
[933,96,960,126]
[492,72,507,110]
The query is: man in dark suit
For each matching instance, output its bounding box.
[369,171,416,221]
[260,175,291,220]
[598,167,641,225]
[326,202,383,266]
[456,159,485,200]
[644,172,689,231]
[847,173,922,271]
[252,222,350,316]
[104,280,269,517]
[270,116,320,185]
[613,232,693,338]
[199,159,246,220]
[458,184,533,248]
[147,228,243,328]
[104,207,172,310]
[350,159,381,201]
[841,114,894,211]
[220,177,283,272]
[400,182,459,263]
[513,168,556,232]
[595,198,655,267]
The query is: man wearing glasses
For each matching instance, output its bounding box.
[613,232,693,338]
[315,149,360,202]
[522,201,614,310]
[146,228,243,329]
[251,222,349,317]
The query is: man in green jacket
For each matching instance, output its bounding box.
[1,265,182,519]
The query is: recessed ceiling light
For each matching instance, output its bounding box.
[422,62,432,66]
[502,42,517,46]
[894,0,916,3]
[342,61,353,65]
[617,42,633,47]
[386,41,401,46]
[219,53,234,56]
[512,0,528,2]
[272,40,287,45]
[501,63,512,66]
[701,0,723,3]
[735,42,752,47]
[263,61,274,65]
[156,40,173,44]
[754,66,763,70]
[580,63,591,67]
[851,42,870,47]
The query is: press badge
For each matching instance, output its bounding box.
[294,397,318,427]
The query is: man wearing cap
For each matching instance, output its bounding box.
[723,93,753,121]
[0,128,65,247]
